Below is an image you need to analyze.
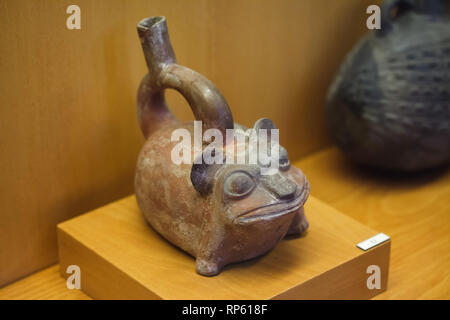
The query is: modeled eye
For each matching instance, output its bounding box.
[224,171,255,199]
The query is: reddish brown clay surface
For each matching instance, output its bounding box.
[135,16,310,276]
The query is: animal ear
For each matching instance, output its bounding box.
[253,118,277,131]
[251,118,279,145]
[190,152,223,196]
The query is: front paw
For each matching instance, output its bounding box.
[196,258,221,276]
[296,217,309,234]
[288,219,309,235]
[287,208,309,235]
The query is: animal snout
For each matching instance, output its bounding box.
[262,173,297,200]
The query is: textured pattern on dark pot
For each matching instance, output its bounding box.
[134,17,310,276]
[326,0,450,171]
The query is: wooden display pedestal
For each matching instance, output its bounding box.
[57,195,390,299]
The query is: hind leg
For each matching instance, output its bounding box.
[286,207,309,236]
[195,226,225,276]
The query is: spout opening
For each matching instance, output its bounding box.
[137,16,176,73]
[138,16,165,31]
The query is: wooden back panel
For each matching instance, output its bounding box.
[0,0,372,285]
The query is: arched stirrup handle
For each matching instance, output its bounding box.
[137,16,234,140]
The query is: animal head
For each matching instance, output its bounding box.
[190,118,309,224]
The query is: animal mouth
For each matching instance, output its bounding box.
[234,193,306,224]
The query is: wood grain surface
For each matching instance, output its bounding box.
[0,0,372,286]
[297,148,450,299]
[0,265,90,300]
[2,146,448,299]
[57,195,389,299]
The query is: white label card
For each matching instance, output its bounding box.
[357,233,390,251]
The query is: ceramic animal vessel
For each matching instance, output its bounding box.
[135,17,310,276]
[326,0,450,171]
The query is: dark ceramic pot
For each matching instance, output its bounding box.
[326,0,450,171]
